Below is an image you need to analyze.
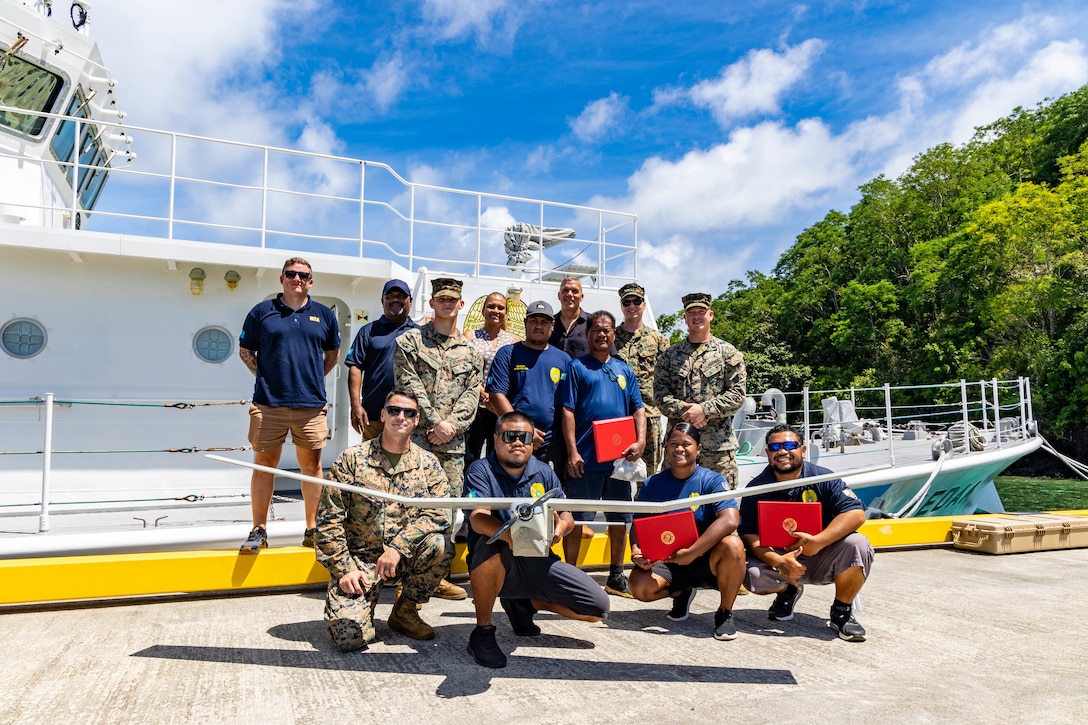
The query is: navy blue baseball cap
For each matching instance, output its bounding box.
[383,279,411,296]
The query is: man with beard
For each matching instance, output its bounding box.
[738,424,873,642]
[463,411,609,668]
[487,300,571,470]
[345,279,419,441]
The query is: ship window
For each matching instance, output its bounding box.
[49,91,112,212]
[193,326,233,363]
[0,51,65,137]
[1,319,47,359]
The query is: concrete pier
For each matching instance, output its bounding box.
[1,546,1085,724]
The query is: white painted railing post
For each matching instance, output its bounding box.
[884,382,894,467]
[802,386,811,460]
[1018,377,1028,437]
[39,392,54,533]
[991,378,1001,447]
[960,379,970,453]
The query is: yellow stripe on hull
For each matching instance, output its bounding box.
[4,510,1086,607]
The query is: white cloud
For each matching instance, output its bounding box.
[686,39,825,127]
[611,119,858,234]
[569,92,629,143]
[364,54,412,112]
[921,16,1054,88]
[945,39,1088,144]
[421,0,521,47]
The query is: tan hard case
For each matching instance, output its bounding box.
[950,513,1088,555]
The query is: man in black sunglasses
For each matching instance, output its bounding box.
[737,424,874,642]
[463,411,609,668]
[316,387,453,651]
[238,257,341,553]
[614,282,669,480]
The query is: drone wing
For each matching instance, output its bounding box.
[206,455,888,513]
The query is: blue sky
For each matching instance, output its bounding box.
[89,0,1088,313]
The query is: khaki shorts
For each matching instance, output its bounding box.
[248,404,329,452]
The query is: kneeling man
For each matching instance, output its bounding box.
[738,424,873,642]
[465,411,610,668]
[316,387,453,652]
[628,422,746,640]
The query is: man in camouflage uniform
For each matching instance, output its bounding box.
[316,387,453,652]
[614,282,670,480]
[653,292,747,489]
[394,277,483,600]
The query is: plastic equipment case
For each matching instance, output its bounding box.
[950,514,1088,554]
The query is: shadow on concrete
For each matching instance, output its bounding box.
[132,621,796,697]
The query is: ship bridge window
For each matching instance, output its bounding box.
[1,318,48,359]
[193,326,233,363]
[0,49,65,138]
[49,91,111,212]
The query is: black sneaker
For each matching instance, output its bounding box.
[604,572,633,598]
[500,598,541,636]
[301,528,317,548]
[713,608,737,641]
[768,584,803,621]
[467,625,507,668]
[666,589,696,622]
[239,526,267,554]
[829,607,866,642]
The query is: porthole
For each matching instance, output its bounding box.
[193,326,233,363]
[1,318,47,359]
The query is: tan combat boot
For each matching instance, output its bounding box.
[388,596,435,640]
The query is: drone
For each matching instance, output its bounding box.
[206,454,888,558]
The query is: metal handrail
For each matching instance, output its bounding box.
[0,104,639,287]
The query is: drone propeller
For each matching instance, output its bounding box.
[485,487,562,544]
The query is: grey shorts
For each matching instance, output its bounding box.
[744,532,874,592]
[467,532,610,618]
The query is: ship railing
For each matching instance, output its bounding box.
[733,377,1036,469]
[0,393,253,532]
[0,104,639,288]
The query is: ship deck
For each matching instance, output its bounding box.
[1,545,1084,723]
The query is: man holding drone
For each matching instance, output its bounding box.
[463,411,610,668]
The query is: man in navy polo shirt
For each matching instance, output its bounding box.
[238,257,340,553]
[487,299,571,470]
[559,310,646,597]
[738,424,873,642]
[345,279,420,441]
[464,411,609,668]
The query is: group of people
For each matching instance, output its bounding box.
[236,258,874,669]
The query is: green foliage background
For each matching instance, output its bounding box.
[657,86,1088,438]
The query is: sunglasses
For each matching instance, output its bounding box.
[283,270,312,280]
[384,405,418,419]
[621,297,643,307]
[499,429,534,445]
[767,440,803,452]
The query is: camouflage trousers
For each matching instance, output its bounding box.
[699,448,738,490]
[429,450,466,497]
[324,533,453,652]
[641,414,665,479]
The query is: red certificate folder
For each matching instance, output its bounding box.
[592,415,635,463]
[758,501,823,548]
[633,510,699,561]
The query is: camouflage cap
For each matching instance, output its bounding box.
[618,282,645,300]
[682,292,712,310]
[431,277,463,299]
